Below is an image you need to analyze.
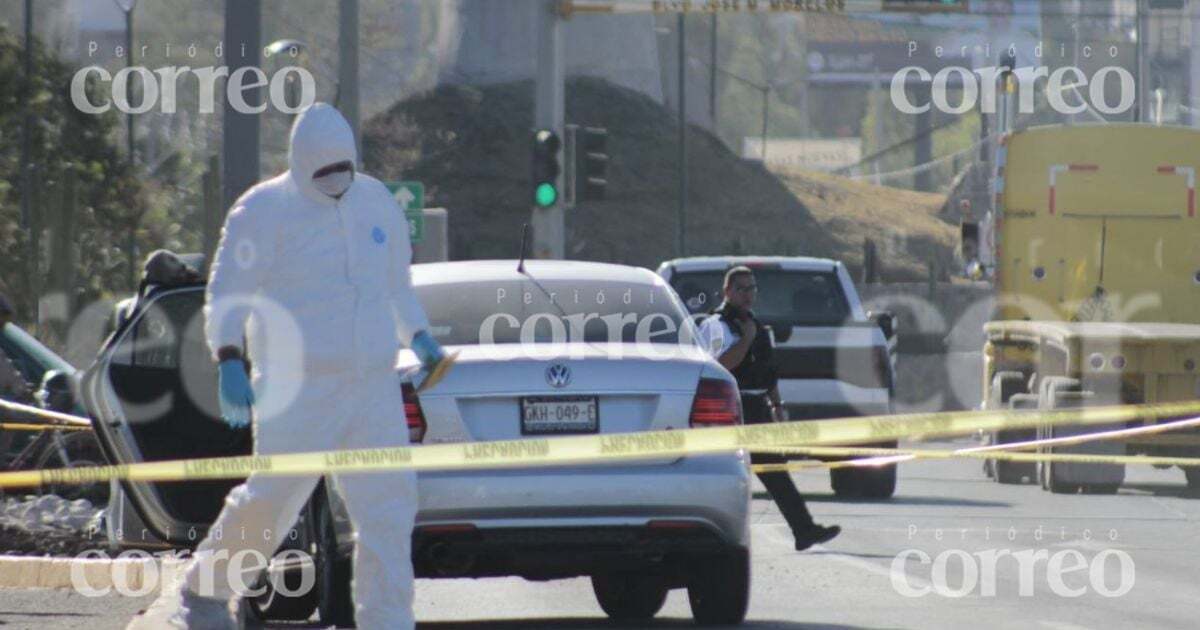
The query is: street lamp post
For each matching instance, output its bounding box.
[21,0,35,330]
[113,0,137,166]
[677,13,687,258]
[113,0,139,289]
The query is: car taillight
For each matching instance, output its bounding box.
[402,382,427,443]
[689,378,742,427]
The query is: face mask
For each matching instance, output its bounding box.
[312,167,354,199]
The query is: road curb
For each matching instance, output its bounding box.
[0,553,182,592]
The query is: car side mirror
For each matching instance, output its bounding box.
[867,310,896,341]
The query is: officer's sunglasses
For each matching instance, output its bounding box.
[732,283,758,293]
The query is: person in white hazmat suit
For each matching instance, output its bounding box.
[138,103,449,629]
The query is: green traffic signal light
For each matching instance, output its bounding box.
[532,129,562,207]
[535,182,558,207]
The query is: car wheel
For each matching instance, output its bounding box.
[314,491,355,628]
[861,464,897,498]
[1044,463,1080,494]
[591,572,668,621]
[1185,466,1200,491]
[247,563,318,622]
[688,548,750,626]
[994,460,1032,485]
[987,372,1033,484]
[831,464,896,498]
[995,393,1040,485]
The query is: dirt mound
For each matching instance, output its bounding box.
[770,167,956,281]
[363,77,951,279]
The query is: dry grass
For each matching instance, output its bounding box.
[771,167,955,281]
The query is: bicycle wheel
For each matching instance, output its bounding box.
[34,431,110,505]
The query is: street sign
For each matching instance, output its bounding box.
[385,181,425,243]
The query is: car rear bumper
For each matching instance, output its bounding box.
[412,522,745,581]
[414,453,752,549]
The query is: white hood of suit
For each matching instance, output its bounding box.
[287,103,358,205]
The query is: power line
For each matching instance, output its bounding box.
[833,114,966,175]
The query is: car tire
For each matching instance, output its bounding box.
[313,490,355,628]
[687,548,750,626]
[591,572,668,621]
[994,394,1040,485]
[987,372,1034,485]
[247,564,319,622]
[831,463,897,499]
[1038,379,1083,495]
[994,460,1032,485]
[1184,467,1200,491]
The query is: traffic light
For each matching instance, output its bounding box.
[531,129,561,208]
[578,126,608,201]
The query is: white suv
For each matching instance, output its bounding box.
[658,256,898,498]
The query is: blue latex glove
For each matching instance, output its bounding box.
[217,359,254,428]
[411,330,446,371]
[410,330,457,393]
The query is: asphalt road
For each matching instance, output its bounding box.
[3,437,1199,629]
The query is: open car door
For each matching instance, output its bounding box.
[80,284,251,546]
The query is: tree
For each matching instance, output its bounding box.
[0,26,146,335]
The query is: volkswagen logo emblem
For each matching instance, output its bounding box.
[545,364,572,388]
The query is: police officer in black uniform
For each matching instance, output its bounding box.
[698,266,840,551]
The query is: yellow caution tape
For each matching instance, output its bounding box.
[3,400,1200,489]
[0,423,93,432]
[751,446,1200,473]
[748,412,1200,472]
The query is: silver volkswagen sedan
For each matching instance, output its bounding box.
[85,258,752,627]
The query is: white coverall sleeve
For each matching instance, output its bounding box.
[697,316,734,359]
[385,198,431,347]
[204,205,273,360]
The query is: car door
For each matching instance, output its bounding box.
[80,284,251,545]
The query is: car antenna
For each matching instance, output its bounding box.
[517,223,530,273]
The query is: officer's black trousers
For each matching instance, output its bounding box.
[742,393,816,535]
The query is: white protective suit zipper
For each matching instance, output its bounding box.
[334,197,364,373]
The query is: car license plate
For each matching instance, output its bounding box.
[520,396,599,435]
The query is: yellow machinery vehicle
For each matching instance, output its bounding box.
[964,124,1200,493]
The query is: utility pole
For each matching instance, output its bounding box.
[338,0,361,159]
[709,13,717,128]
[20,0,32,233]
[913,81,933,191]
[21,0,35,328]
[222,0,262,211]
[873,68,884,185]
[115,0,139,289]
[760,85,768,162]
[1135,0,1148,123]
[532,0,564,259]
[677,13,687,258]
[123,4,135,165]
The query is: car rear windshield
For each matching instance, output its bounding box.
[415,279,690,345]
[669,268,851,326]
